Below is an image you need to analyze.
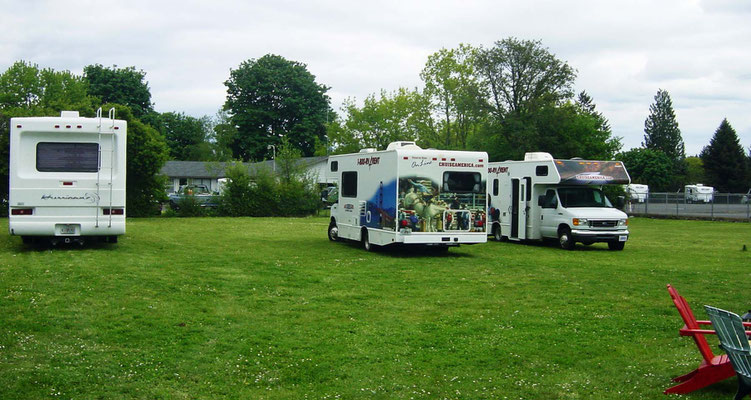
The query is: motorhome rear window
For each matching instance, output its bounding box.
[442,172,482,193]
[536,165,548,176]
[330,161,338,172]
[36,142,99,172]
[341,171,357,197]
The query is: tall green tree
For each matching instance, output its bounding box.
[700,119,748,192]
[154,112,213,161]
[223,54,331,160]
[0,61,95,216]
[108,104,170,216]
[211,110,238,161]
[332,88,432,153]
[84,64,153,118]
[617,148,675,191]
[471,38,578,157]
[643,89,684,160]
[420,44,485,149]
[684,156,707,185]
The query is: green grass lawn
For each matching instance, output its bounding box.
[1,217,750,399]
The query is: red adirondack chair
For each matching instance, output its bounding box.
[665,284,751,394]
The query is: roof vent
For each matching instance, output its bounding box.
[387,141,421,150]
[60,111,80,118]
[359,148,377,153]
[523,152,553,161]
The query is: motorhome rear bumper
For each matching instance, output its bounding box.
[399,232,487,245]
[9,217,125,236]
[571,229,629,242]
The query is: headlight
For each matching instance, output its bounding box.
[619,219,628,226]
[573,218,588,226]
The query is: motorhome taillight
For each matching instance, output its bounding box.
[16,125,21,128]
[103,208,124,215]
[54,125,60,128]
[400,219,409,227]
[62,181,73,186]
[11,208,33,215]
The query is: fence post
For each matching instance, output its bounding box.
[710,196,714,219]
[645,192,649,216]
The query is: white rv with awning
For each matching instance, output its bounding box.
[487,152,631,250]
[8,109,126,245]
[327,141,488,251]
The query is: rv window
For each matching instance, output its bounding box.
[536,165,548,176]
[541,190,558,208]
[341,171,357,197]
[330,161,338,172]
[442,172,482,193]
[36,142,99,172]
[492,179,499,196]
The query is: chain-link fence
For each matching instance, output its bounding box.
[626,192,751,221]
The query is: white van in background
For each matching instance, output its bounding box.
[625,184,649,203]
[684,184,714,203]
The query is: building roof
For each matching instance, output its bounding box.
[160,156,329,178]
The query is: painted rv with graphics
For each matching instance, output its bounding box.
[8,109,126,245]
[487,152,631,250]
[327,141,488,251]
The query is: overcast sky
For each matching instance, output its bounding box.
[2,0,749,156]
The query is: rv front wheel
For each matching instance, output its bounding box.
[327,222,339,241]
[608,241,625,251]
[558,227,575,250]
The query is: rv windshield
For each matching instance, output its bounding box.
[557,187,613,208]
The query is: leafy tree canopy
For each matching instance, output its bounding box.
[617,148,676,191]
[223,54,331,160]
[153,111,213,161]
[84,64,153,118]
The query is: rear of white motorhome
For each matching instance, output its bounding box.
[625,184,649,203]
[487,153,630,250]
[8,109,126,244]
[684,184,714,203]
[328,141,488,251]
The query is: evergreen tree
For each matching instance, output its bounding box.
[700,119,748,192]
[643,89,685,161]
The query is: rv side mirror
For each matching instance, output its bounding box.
[538,195,545,207]
[616,196,625,209]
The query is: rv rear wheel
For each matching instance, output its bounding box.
[558,227,575,250]
[608,241,625,251]
[492,224,503,241]
[21,236,33,245]
[327,222,339,241]
[361,229,374,252]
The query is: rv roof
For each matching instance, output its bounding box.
[524,152,554,161]
[60,111,80,118]
[386,141,421,150]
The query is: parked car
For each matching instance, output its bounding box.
[168,184,219,209]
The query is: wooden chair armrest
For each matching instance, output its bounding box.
[680,326,751,336]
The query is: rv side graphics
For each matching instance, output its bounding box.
[328,142,488,251]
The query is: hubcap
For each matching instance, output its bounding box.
[329,226,338,240]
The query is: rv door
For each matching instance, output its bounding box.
[510,179,528,240]
[518,179,527,240]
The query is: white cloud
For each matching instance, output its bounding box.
[1,0,749,155]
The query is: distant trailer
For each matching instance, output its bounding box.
[327,141,488,251]
[8,109,127,245]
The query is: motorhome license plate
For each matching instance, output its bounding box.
[60,225,76,235]
[618,235,627,242]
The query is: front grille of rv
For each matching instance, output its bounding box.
[589,220,618,228]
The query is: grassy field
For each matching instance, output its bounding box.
[1,216,750,399]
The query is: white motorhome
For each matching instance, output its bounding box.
[487,153,631,250]
[625,184,649,203]
[327,141,488,251]
[8,109,126,245]
[684,184,714,203]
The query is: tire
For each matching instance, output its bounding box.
[608,241,625,251]
[21,236,33,245]
[327,222,338,242]
[362,229,374,251]
[558,227,575,250]
[492,224,503,241]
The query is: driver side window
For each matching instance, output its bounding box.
[542,189,558,209]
